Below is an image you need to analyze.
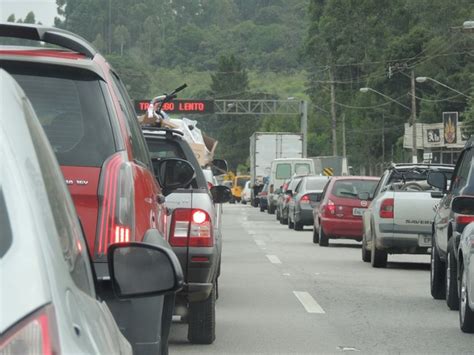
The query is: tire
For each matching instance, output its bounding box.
[371,233,387,268]
[188,284,216,344]
[446,238,459,310]
[260,204,264,212]
[319,226,329,246]
[288,214,294,229]
[460,263,474,333]
[276,208,280,221]
[431,238,446,300]
[294,219,303,231]
[267,205,275,215]
[312,227,319,244]
[361,235,371,262]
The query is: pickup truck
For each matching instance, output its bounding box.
[361,164,454,268]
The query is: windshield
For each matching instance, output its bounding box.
[236,177,249,188]
[332,179,379,199]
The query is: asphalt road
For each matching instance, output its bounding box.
[169,204,473,354]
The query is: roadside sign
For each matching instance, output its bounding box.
[322,167,334,176]
[134,99,215,114]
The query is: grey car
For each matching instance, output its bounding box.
[288,176,330,231]
[0,70,184,354]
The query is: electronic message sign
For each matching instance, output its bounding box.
[135,99,214,114]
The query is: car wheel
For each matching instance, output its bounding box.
[361,234,370,262]
[460,263,474,333]
[431,237,446,300]
[294,218,303,231]
[312,226,319,244]
[446,238,459,310]
[371,233,387,268]
[276,208,280,221]
[260,204,264,212]
[268,205,275,215]
[319,226,329,247]
[188,284,216,344]
[288,214,294,229]
[280,214,287,224]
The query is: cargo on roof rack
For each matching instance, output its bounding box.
[0,22,97,58]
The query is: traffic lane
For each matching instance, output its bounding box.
[255,210,472,354]
[169,204,344,354]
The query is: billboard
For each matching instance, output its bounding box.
[443,112,458,144]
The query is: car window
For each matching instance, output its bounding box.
[319,179,331,201]
[453,148,474,194]
[276,163,291,179]
[294,163,311,175]
[295,180,303,193]
[24,100,95,296]
[331,180,379,199]
[0,189,13,258]
[306,178,329,190]
[110,72,151,168]
[5,62,116,167]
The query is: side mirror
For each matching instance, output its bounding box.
[452,196,474,215]
[152,158,195,192]
[358,192,370,201]
[107,242,184,299]
[210,185,232,203]
[427,171,447,191]
[211,159,228,176]
[285,190,293,196]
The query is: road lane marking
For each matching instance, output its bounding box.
[266,254,282,264]
[282,272,291,276]
[293,291,325,314]
[255,240,266,246]
[248,230,256,235]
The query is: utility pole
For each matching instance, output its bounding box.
[342,114,346,158]
[411,69,417,163]
[108,0,112,54]
[300,100,308,158]
[330,69,338,156]
[382,113,385,163]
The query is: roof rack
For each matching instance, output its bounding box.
[0,22,97,58]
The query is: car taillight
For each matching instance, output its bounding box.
[300,194,310,204]
[95,153,135,259]
[325,199,336,216]
[456,215,474,225]
[207,182,214,190]
[0,305,59,355]
[169,208,213,247]
[380,198,394,218]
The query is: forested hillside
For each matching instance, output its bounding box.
[7,0,473,171]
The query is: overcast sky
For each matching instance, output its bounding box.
[2,0,58,25]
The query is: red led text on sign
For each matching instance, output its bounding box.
[135,99,214,114]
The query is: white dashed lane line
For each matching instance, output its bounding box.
[266,254,282,264]
[293,291,326,314]
[255,240,266,247]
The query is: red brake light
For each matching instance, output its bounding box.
[170,209,213,247]
[456,215,474,225]
[325,199,336,215]
[300,194,310,204]
[380,198,394,218]
[0,305,59,355]
[207,182,214,190]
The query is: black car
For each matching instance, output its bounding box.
[142,127,230,344]
[428,137,474,310]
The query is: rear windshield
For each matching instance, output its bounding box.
[276,163,291,179]
[295,163,311,175]
[332,180,378,199]
[306,178,328,190]
[236,177,249,188]
[4,63,116,167]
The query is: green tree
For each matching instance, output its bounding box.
[24,11,36,24]
[7,14,15,22]
[113,25,130,56]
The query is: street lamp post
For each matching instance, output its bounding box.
[416,76,473,99]
[360,87,417,162]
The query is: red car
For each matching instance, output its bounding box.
[313,176,380,246]
[0,23,177,354]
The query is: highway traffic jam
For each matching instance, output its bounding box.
[1,22,474,355]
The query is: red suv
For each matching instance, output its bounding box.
[314,176,380,246]
[0,23,172,354]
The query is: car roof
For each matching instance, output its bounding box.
[330,176,380,181]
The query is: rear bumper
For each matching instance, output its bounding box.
[376,223,431,253]
[321,217,363,239]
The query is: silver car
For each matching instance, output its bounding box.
[0,70,183,353]
[453,196,474,333]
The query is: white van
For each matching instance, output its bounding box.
[267,158,315,214]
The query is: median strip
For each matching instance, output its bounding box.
[293,291,325,314]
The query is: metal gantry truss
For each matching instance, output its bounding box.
[214,99,308,157]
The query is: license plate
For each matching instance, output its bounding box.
[418,235,431,247]
[352,208,366,216]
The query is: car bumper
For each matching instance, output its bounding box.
[376,223,431,252]
[321,218,363,238]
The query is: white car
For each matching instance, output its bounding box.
[241,181,252,204]
[0,70,182,354]
[453,196,474,333]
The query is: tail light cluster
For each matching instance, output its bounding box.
[456,215,474,226]
[170,208,213,247]
[0,305,59,355]
[324,199,336,216]
[379,198,394,219]
[300,194,310,204]
[95,152,135,259]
